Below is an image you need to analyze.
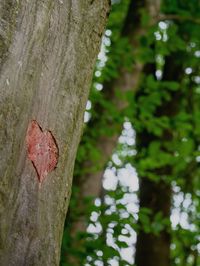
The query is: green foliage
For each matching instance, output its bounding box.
[61,0,200,265]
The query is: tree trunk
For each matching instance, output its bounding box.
[135,56,184,266]
[135,179,171,266]
[0,1,110,265]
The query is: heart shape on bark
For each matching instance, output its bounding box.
[26,120,59,184]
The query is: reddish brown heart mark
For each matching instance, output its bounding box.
[26,120,59,184]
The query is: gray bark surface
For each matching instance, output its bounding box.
[0,1,110,265]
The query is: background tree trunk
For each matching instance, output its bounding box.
[135,56,184,266]
[0,1,110,265]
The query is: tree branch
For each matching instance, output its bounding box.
[158,13,200,24]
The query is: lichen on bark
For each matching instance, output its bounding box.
[0,0,20,67]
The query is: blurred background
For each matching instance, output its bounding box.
[60,0,200,265]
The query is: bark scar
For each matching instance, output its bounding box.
[26,120,59,184]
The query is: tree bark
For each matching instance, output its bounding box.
[0,1,110,265]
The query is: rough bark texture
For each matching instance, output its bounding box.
[0,1,110,265]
